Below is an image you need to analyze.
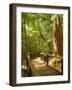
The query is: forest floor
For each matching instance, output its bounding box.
[29,57,61,76]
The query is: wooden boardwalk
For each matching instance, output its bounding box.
[28,57,61,76]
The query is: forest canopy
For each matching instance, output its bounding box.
[21,13,63,59]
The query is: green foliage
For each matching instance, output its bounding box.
[21,13,63,58]
[51,55,62,67]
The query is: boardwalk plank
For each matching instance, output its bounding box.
[28,57,61,76]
